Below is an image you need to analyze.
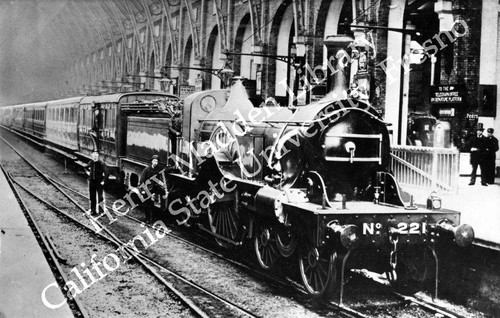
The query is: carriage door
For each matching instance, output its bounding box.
[91,102,102,151]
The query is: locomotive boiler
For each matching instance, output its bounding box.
[167,77,475,300]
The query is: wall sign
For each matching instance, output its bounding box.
[438,108,455,117]
[430,84,466,104]
[179,85,195,99]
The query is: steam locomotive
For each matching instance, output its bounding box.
[168,78,474,299]
[0,78,474,301]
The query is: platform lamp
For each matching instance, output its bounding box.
[159,78,173,93]
[219,59,235,88]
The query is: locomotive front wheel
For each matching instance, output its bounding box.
[275,229,297,258]
[299,245,337,297]
[254,226,279,270]
[207,199,241,248]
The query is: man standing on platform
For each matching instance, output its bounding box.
[484,128,499,184]
[140,155,166,224]
[84,150,109,215]
[468,126,488,186]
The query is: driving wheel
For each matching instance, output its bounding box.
[207,198,241,248]
[254,226,279,269]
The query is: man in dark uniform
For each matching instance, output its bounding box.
[84,150,109,215]
[484,128,499,184]
[140,155,166,224]
[468,127,488,186]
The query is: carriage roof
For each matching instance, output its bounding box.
[79,92,178,105]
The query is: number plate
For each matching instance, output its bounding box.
[362,222,427,235]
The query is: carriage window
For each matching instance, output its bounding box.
[102,109,107,128]
[110,107,115,130]
[87,109,91,127]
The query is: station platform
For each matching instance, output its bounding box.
[404,175,500,250]
[0,169,73,317]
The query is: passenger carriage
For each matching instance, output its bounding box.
[45,97,83,156]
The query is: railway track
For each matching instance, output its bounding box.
[0,131,482,318]
[0,135,259,318]
[0,164,90,318]
[42,170,474,318]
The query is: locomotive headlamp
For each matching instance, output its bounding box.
[345,141,356,153]
[426,191,441,210]
[345,141,356,163]
[159,78,172,93]
[220,60,235,88]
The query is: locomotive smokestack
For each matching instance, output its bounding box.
[330,49,350,97]
[204,75,254,122]
[323,35,354,100]
[223,76,254,118]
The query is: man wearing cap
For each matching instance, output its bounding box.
[484,128,499,184]
[84,150,109,215]
[468,126,488,186]
[140,155,166,224]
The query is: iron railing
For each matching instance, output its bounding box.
[390,146,460,193]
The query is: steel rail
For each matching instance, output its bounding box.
[0,136,260,318]
[8,173,217,318]
[350,269,469,318]
[44,160,371,318]
[392,292,467,318]
[0,165,90,318]
[11,176,258,318]
[0,135,375,318]
[46,174,298,288]
[2,132,469,318]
